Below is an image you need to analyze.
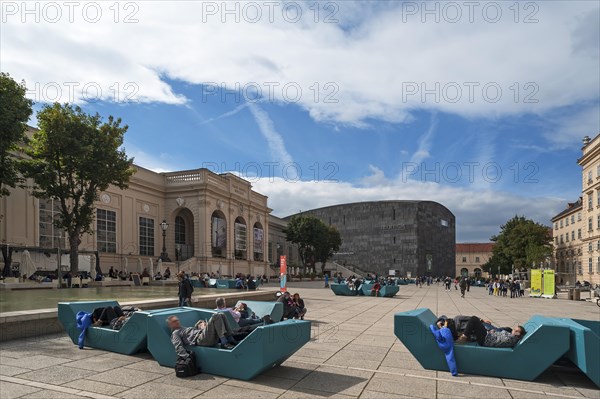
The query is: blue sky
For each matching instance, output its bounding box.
[4,1,599,241]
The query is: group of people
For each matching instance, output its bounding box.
[488,279,525,298]
[277,291,307,320]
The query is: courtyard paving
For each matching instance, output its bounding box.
[1,281,599,399]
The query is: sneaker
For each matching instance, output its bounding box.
[221,343,235,350]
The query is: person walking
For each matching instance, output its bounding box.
[177,271,193,307]
[324,273,329,288]
[459,277,468,298]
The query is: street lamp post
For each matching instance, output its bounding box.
[159,219,171,262]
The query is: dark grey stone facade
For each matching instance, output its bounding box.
[287,201,455,277]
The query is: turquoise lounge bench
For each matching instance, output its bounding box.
[394,308,570,381]
[551,317,599,387]
[330,283,358,296]
[146,307,311,380]
[360,284,399,297]
[57,300,176,355]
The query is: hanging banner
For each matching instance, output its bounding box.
[530,269,542,297]
[542,269,556,298]
[280,255,287,292]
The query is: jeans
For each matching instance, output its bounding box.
[463,316,487,345]
[179,297,190,307]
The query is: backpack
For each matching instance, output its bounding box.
[175,350,199,378]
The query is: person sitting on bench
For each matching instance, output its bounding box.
[454,316,526,347]
[371,282,381,296]
[166,313,237,355]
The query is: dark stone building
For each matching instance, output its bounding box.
[287,201,455,277]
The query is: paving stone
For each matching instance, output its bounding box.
[197,384,279,398]
[0,364,30,377]
[224,375,298,394]
[116,381,199,399]
[153,372,227,392]
[21,390,86,399]
[364,375,436,399]
[17,365,96,385]
[64,357,136,372]
[62,379,130,396]
[0,355,72,370]
[294,365,373,396]
[86,368,165,387]
[0,380,41,399]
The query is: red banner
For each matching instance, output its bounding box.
[280,255,287,292]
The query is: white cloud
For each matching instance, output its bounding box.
[3,1,598,127]
[246,103,294,165]
[251,167,565,242]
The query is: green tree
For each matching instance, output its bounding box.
[22,103,134,273]
[285,215,321,274]
[0,72,33,197]
[315,225,342,275]
[486,215,553,275]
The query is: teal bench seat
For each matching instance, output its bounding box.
[216,279,238,289]
[57,300,176,355]
[330,283,358,296]
[551,317,599,387]
[146,307,311,380]
[360,284,399,297]
[394,308,570,381]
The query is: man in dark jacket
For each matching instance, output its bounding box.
[177,271,193,307]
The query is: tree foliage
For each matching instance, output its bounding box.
[22,103,134,272]
[0,72,33,197]
[285,215,342,274]
[483,215,553,275]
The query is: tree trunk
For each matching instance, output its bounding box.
[320,261,326,276]
[68,231,81,274]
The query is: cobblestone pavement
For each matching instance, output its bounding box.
[1,282,599,398]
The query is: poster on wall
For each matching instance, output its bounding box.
[234,223,247,251]
[280,255,287,292]
[253,228,263,253]
[530,269,542,297]
[211,217,227,249]
[542,269,556,298]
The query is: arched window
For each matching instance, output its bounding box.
[234,217,247,260]
[175,216,185,245]
[211,211,227,258]
[460,268,468,277]
[474,268,482,278]
[253,222,264,261]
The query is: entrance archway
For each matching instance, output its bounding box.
[474,268,482,279]
[460,268,468,277]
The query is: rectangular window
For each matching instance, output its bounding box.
[589,243,593,252]
[578,261,583,275]
[475,256,480,263]
[597,257,600,273]
[578,212,582,221]
[566,218,569,226]
[597,214,600,229]
[589,193,594,209]
[139,217,154,256]
[571,215,575,224]
[393,236,396,244]
[589,258,593,273]
[588,171,593,183]
[39,199,65,249]
[97,209,117,253]
[462,257,467,262]
[560,220,563,228]
[578,229,582,239]
[571,231,575,241]
[440,219,449,227]
[566,234,569,242]
[560,234,564,243]
[554,222,558,230]
[589,218,593,231]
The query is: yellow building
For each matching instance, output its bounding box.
[0,162,274,278]
[455,243,494,278]
[551,198,583,285]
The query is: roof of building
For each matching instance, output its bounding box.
[551,198,583,221]
[456,243,494,252]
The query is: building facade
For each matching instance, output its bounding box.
[287,200,456,277]
[455,243,494,278]
[1,165,272,277]
[551,198,583,285]
[552,134,600,286]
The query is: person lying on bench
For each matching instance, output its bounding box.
[452,316,526,347]
[215,298,263,327]
[166,313,237,354]
[92,306,140,330]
